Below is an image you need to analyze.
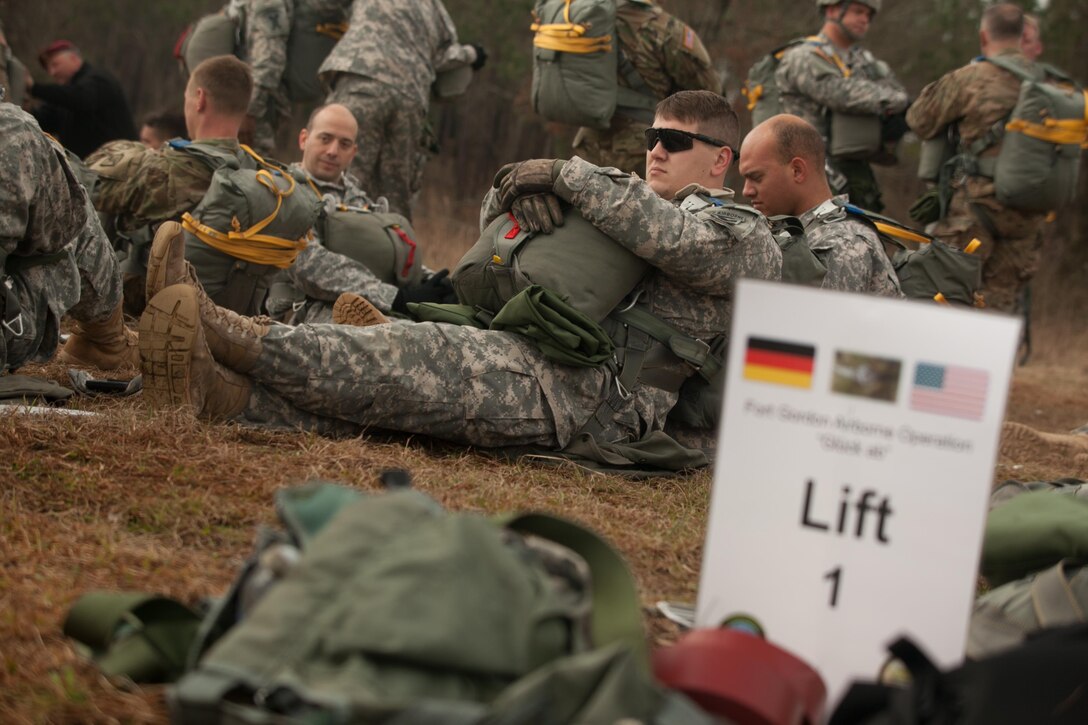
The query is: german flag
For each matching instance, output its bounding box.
[743,337,816,388]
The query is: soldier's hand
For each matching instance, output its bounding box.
[471,44,488,71]
[392,269,457,314]
[494,159,565,211]
[511,192,564,234]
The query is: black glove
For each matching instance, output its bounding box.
[510,192,565,234]
[471,44,488,71]
[393,269,457,315]
[493,159,565,211]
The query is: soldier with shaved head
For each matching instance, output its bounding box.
[741,114,900,296]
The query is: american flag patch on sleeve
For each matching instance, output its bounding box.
[684,26,696,50]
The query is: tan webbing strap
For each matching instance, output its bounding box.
[1031,560,1086,629]
[531,0,612,54]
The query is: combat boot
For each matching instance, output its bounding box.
[332,293,390,327]
[145,221,189,301]
[146,219,271,372]
[139,285,251,421]
[57,302,140,370]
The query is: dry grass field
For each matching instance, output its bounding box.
[1,186,1086,723]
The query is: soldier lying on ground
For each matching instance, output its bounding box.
[1,103,136,374]
[740,114,900,296]
[137,91,782,460]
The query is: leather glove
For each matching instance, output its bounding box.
[392,269,457,314]
[471,44,488,71]
[494,159,565,211]
[510,192,565,234]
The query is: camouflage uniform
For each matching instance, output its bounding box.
[906,49,1046,313]
[800,196,901,296]
[231,157,781,449]
[0,105,122,369]
[776,32,908,212]
[267,164,400,322]
[571,0,720,176]
[319,0,477,218]
[245,0,292,154]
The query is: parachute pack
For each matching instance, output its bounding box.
[177,1,345,103]
[63,478,712,723]
[181,144,321,316]
[970,56,1087,213]
[743,37,815,127]
[320,205,424,288]
[530,0,658,130]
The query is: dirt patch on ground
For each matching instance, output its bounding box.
[1,333,1085,723]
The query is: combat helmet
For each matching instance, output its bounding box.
[817,0,881,12]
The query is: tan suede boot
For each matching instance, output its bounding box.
[332,292,390,327]
[146,219,271,372]
[57,302,140,370]
[139,285,251,421]
[145,221,188,301]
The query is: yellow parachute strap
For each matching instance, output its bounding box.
[873,221,930,246]
[180,171,308,269]
[1005,115,1088,146]
[964,238,982,254]
[531,1,612,54]
[316,21,348,41]
[809,38,850,78]
[743,83,763,111]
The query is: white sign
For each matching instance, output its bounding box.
[696,279,1021,712]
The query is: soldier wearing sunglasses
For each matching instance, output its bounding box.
[137,91,781,466]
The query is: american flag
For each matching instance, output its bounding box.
[910,362,989,420]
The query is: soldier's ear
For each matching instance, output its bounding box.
[790,157,808,183]
[195,87,208,113]
[714,146,734,176]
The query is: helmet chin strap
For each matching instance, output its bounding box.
[832,1,862,44]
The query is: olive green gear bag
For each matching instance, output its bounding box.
[743,38,813,126]
[184,161,321,316]
[980,57,1086,213]
[768,215,828,287]
[981,487,1088,587]
[320,205,424,287]
[530,0,658,130]
[180,10,241,75]
[283,3,347,103]
[967,558,1088,661]
[453,207,649,323]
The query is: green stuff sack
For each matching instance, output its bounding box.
[967,559,1088,661]
[743,38,812,127]
[981,490,1088,587]
[769,215,828,287]
[184,163,321,315]
[985,57,1086,213]
[453,208,648,323]
[320,205,423,287]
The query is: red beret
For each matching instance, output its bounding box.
[39,39,77,68]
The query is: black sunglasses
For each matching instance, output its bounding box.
[644,127,729,153]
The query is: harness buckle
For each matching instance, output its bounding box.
[2,277,25,338]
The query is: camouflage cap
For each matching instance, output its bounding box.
[817,0,881,11]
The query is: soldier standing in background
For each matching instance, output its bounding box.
[571,0,720,177]
[906,3,1049,313]
[318,0,485,219]
[775,0,908,213]
[1020,13,1043,62]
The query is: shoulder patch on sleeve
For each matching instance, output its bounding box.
[683,26,696,51]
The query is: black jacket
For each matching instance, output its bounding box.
[30,61,137,158]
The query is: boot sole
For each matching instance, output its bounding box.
[145,222,184,302]
[139,286,200,411]
[332,293,390,327]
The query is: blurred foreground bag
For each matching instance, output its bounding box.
[830,627,1088,724]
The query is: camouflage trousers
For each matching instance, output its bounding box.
[572,116,648,176]
[2,200,122,369]
[933,178,1045,313]
[236,321,660,449]
[326,74,426,219]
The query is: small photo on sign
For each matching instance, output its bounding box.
[910,362,989,420]
[743,336,815,389]
[831,351,902,403]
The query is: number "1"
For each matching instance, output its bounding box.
[824,566,842,607]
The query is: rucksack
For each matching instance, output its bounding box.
[65,477,712,723]
[743,38,814,126]
[182,147,321,316]
[530,0,658,130]
[969,56,1087,213]
[839,202,984,307]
